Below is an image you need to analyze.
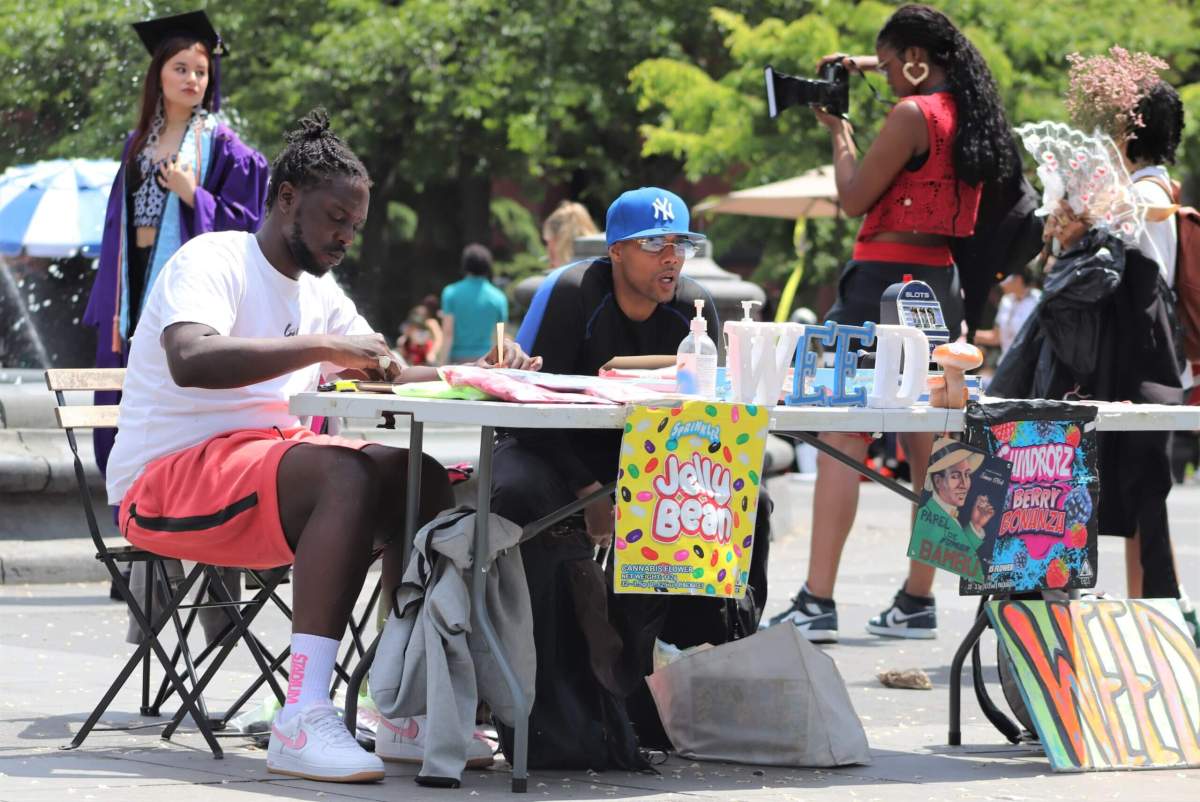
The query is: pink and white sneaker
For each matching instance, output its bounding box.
[375,714,495,768]
[267,703,385,783]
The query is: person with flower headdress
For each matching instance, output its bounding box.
[1041,47,1195,640]
[83,10,270,478]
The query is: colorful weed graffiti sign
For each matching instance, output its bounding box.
[962,400,1099,594]
[613,401,766,598]
[988,599,1200,772]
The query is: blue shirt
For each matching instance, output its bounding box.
[441,276,509,361]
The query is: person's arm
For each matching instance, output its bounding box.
[163,322,401,389]
[973,328,1000,347]
[816,99,927,217]
[439,314,455,364]
[426,317,445,365]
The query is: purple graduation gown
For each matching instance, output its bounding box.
[83,122,269,475]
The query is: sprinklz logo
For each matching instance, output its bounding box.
[285,654,308,705]
[996,443,1074,483]
[651,453,733,545]
[668,420,720,444]
[652,196,675,222]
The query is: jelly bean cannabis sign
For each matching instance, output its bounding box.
[613,401,767,598]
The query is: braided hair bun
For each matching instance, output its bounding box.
[266,108,371,209]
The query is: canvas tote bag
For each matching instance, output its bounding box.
[645,624,870,767]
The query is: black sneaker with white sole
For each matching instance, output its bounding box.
[765,585,839,643]
[866,587,937,639]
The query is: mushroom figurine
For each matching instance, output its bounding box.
[929,342,984,408]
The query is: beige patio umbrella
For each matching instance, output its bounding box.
[694,165,840,219]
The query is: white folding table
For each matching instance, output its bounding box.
[289,391,1200,790]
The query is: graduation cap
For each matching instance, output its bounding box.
[131,10,226,111]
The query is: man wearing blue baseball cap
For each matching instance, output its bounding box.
[492,188,772,764]
[508,187,718,542]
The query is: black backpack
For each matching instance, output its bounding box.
[495,524,648,771]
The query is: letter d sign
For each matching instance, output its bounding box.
[868,324,929,408]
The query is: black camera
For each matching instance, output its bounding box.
[764,62,850,119]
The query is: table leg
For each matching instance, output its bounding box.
[342,417,421,737]
[404,419,424,570]
[948,608,990,746]
[472,426,529,793]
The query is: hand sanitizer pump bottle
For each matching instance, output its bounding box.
[723,300,761,403]
[676,299,718,397]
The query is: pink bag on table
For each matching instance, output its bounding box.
[438,366,613,404]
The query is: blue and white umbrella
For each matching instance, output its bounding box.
[0,158,119,259]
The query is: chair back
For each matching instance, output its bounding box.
[44,368,125,554]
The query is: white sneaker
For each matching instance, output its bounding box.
[375,714,495,768]
[267,703,385,783]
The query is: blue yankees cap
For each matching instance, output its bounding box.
[604,187,705,246]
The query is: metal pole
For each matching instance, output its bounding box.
[471,427,529,792]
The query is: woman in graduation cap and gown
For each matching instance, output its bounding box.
[84,10,269,475]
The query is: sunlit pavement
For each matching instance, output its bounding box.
[1,481,1197,801]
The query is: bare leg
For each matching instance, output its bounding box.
[1126,533,1143,598]
[805,433,870,599]
[900,431,936,597]
[277,445,381,638]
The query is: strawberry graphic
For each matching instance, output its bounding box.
[1064,425,1081,448]
[1065,523,1088,549]
[1045,558,1069,589]
[992,421,1017,443]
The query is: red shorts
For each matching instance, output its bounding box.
[119,428,371,570]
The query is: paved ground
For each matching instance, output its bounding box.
[1,480,1197,801]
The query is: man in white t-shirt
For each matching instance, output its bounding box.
[107,110,537,783]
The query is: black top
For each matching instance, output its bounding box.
[513,257,720,489]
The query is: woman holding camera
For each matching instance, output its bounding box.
[769,4,1014,643]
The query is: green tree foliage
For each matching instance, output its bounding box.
[631,0,1200,309]
[3,0,1199,331]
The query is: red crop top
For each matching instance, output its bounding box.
[856,92,981,244]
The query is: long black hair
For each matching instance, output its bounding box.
[266,108,371,209]
[877,4,1014,186]
[1126,81,1184,167]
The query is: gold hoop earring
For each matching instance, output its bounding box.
[902,61,930,87]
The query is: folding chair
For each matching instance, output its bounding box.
[48,368,290,758]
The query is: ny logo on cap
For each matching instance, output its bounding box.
[652,196,675,222]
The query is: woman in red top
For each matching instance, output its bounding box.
[769,4,1014,643]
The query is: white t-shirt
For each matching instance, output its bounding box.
[106,231,371,504]
[995,289,1042,358]
[1131,165,1178,287]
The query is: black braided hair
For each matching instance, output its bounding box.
[265,108,371,209]
[877,4,1014,186]
[1126,81,1184,166]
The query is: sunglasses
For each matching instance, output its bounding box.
[632,236,700,259]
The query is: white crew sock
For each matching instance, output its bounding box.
[277,633,340,723]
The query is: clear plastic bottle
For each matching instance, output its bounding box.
[676,299,718,397]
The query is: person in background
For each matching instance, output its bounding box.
[766,4,1014,643]
[1045,70,1195,642]
[542,200,599,269]
[395,301,443,367]
[84,10,269,477]
[973,266,1041,362]
[438,244,509,363]
[82,9,269,607]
